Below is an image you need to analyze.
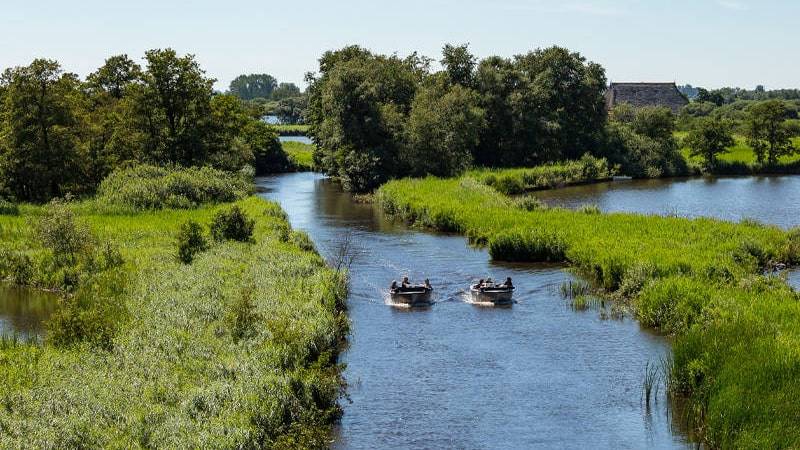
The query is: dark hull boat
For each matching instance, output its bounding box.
[389,288,433,306]
[470,286,514,305]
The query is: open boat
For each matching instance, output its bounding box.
[389,286,433,306]
[470,285,514,305]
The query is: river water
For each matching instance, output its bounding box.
[257,173,692,449]
[0,285,57,340]
[536,176,800,229]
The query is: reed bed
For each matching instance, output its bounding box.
[0,196,347,447]
[378,174,800,448]
[469,154,616,195]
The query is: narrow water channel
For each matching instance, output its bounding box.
[0,285,57,340]
[257,173,691,449]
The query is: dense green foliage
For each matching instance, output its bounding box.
[377,175,800,448]
[604,104,687,177]
[0,51,287,202]
[228,73,277,100]
[684,117,736,169]
[470,154,615,195]
[176,220,208,264]
[96,164,253,211]
[210,205,255,242]
[0,196,347,447]
[306,44,607,191]
[745,100,798,165]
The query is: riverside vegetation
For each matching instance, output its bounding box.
[378,175,800,448]
[0,166,348,447]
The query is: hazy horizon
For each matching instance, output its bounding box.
[3,0,798,91]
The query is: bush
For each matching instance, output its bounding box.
[34,200,95,267]
[210,205,255,242]
[0,199,19,215]
[97,164,253,210]
[227,287,261,342]
[290,230,316,252]
[176,220,208,264]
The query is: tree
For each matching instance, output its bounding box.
[441,43,476,88]
[271,82,301,101]
[86,54,141,99]
[125,49,215,166]
[306,45,418,191]
[404,79,485,177]
[745,100,796,165]
[0,59,84,201]
[228,73,277,100]
[275,95,307,124]
[685,117,735,169]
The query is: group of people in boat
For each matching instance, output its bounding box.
[390,276,433,293]
[389,276,514,293]
[472,277,514,292]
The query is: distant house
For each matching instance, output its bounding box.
[605,82,689,113]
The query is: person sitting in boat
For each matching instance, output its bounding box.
[484,278,494,288]
[401,276,411,289]
[390,280,398,292]
[424,278,432,291]
[474,279,485,291]
[499,277,513,289]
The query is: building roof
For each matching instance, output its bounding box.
[605,82,688,113]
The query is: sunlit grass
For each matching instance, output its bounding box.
[0,196,347,447]
[377,174,800,448]
[282,141,316,171]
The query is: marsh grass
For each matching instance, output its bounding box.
[470,154,616,195]
[378,174,800,448]
[560,280,592,299]
[0,196,348,447]
[282,141,316,171]
[642,360,661,407]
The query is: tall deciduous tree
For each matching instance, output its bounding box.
[0,59,84,201]
[404,78,484,177]
[746,100,796,165]
[441,43,476,88]
[228,74,277,100]
[685,117,735,169]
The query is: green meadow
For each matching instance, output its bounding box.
[677,132,800,166]
[283,141,316,172]
[378,175,800,448]
[275,124,311,136]
[0,190,347,447]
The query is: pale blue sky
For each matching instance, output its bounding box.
[2,0,798,91]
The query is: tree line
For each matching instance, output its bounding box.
[306,44,688,191]
[0,50,286,202]
[228,73,307,125]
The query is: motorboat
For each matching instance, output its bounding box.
[470,284,514,305]
[389,286,433,306]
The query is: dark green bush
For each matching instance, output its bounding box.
[210,205,255,242]
[34,200,95,267]
[0,199,19,216]
[176,220,208,264]
[227,287,261,342]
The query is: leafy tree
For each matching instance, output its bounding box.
[275,95,307,124]
[271,82,301,101]
[604,106,686,178]
[86,54,141,99]
[245,120,287,174]
[473,56,519,166]
[404,79,484,177]
[125,49,215,166]
[441,43,476,87]
[0,59,84,201]
[745,100,796,165]
[306,46,418,191]
[228,73,277,100]
[685,117,735,169]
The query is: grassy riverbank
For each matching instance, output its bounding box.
[378,175,800,448]
[0,191,347,446]
[283,141,316,172]
[468,154,616,195]
[678,132,800,175]
[275,124,310,136]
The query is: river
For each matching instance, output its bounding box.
[536,176,800,229]
[257,173,693,449]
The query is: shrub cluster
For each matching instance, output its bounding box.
[475,154,615,195]
[97,164,253,210]
[176,220,208,264]
[210,205,255,242]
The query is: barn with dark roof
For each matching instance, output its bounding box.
[605,82,688,113]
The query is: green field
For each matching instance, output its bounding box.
[677,132,800,165]
[0,196,347,447]
[378,175,800,448]
[283,141,316,172]
[274,124,310,136]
